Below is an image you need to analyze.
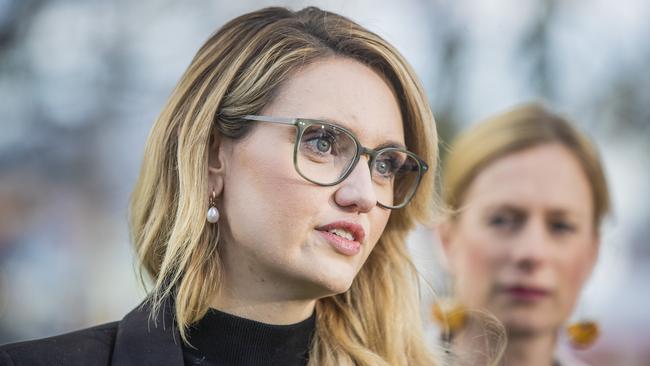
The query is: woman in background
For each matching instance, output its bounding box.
[1,6,438,366]
[438,103,609,366]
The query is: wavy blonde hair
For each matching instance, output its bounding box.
[129,6,438,365]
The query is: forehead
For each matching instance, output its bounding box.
[463,144,593,215]
[262,57,405,146]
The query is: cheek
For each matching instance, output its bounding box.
[554,243,595,309]
[366,209,391,250]
[222,143,327,245]
[451,226,508,305]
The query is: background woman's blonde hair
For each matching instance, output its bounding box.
[129,6,438,365]
[443,102,610,229]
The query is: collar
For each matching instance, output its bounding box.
[183,308,315,365]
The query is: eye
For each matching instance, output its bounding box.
[373,155,400,180]
[302,128,338,157]
[315,137,331,153]
[487,211,522,231]
[549,220,576,234]
[375,159,392,176]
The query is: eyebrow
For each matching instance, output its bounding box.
[484,204,526,214]
[485,203,584,219]
[317,117,407,150]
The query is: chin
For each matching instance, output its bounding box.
[302,266,358,298]
[318,272,357,296]
[310,252,365,294]
[500,311,558,336]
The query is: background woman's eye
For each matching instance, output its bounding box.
[489,215,510,227]
[488,211,522,231]
[550,221,575,234]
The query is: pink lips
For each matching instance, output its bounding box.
[502,285,550,301]
[316,221,365,256]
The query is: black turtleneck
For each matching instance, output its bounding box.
[182,308,316,366]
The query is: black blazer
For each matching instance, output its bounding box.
[0,300,184,366]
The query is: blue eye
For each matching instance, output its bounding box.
[373,150,411,181]
[302,130,337,156]
[314,137,332,153]
[374,157,397,177]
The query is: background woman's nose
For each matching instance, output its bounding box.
[512,219,549,271]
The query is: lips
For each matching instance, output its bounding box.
[316,221,366,256]
[502,285,550,301]
[317,221,365,243]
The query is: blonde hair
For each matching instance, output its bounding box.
[129,7,438,365]
[443,102,610,228]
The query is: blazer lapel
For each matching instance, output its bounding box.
[111,298,184,366]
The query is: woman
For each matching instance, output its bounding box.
[437,103,610,365]
[0,6,438,366]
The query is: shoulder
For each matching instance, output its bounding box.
[0,321,119,366]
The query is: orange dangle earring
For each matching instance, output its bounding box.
[566,296,599,349]
[431,298,467,342]
[566,320,599,349]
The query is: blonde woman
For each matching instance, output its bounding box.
[0,6,439,366]
[438,104,610,365]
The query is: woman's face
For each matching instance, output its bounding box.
[442,144,599,334]
[213,57,403,301]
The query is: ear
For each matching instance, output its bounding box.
[436,219,457,274]
[583,232,601,280]
[207,129,226,197]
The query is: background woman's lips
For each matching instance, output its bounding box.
[502,285,550,301]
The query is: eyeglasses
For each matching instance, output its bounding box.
[241,115,429,209]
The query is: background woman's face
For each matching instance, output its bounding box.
[215,57,403,300]
[444,144,599,334]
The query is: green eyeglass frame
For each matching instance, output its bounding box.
[240,115,429,209]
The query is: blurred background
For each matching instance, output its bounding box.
[0,0,648,364]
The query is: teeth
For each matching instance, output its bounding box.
[328,228,354,241]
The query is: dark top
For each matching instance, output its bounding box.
[183,308,315,366]
[0,299,316,366]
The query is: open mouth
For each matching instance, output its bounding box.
[316,221,365,243]
[326,228,354,241]
[315,221,366,256]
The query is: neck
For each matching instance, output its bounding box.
[212,252,317,324]
[503,330,557,366]
[214,237,323,325]
[210,290,316,325]
[453,321,557,366]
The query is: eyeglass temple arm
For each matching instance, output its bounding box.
[242,115,297,126]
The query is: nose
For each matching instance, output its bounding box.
[512,218,549,272]
[333,156,377,213]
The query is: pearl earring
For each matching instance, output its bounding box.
[207,191,220,223]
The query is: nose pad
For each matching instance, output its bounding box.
[333,156,377,212]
